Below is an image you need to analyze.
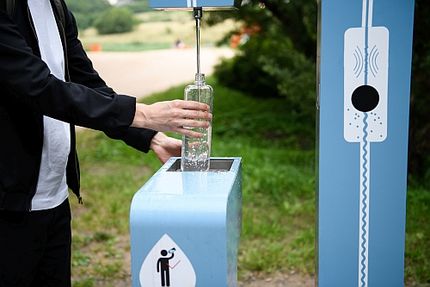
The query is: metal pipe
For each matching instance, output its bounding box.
[193,7,203,76]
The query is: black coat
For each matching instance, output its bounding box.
[0,0,157,211]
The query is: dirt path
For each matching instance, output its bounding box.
[92,273,315,287]
[239,272,315,287]
[87,47,234,99]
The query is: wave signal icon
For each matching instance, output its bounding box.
[369,45,380,77]
[353,46,364,78]
[352,45,380,78]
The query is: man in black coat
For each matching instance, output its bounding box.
[0,0,211,286]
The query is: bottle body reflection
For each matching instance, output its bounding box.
[181,73,213,171]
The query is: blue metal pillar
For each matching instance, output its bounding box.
[317,0,415,286]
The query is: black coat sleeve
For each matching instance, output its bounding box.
[63,6,157,153]
[0,10,135,132]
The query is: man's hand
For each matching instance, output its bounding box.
[132,100,212,137]
[150,132,182,164]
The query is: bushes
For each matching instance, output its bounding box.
[126,0,151,13]
[94,8,136,35]
[66,0,138,35]
[65,0,110,30]
[215,25,316,125]
[212,0,317,133]
[409,0,430,184]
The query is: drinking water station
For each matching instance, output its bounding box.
[130,1,242,286]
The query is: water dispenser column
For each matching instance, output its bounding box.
[317,0,415,286]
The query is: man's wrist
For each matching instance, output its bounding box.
[150,132,165,150]
[132,103,150,128]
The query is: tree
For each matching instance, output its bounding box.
[409,0,430,183]
[94,7,136,35]
[126,0,151,13]
[211,0,317,129]
[65,0,111,30]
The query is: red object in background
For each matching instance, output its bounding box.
[230,24,261,48]
[230,34,241,48]
[89,43,102,52]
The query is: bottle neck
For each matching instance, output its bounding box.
[195,73,206,86]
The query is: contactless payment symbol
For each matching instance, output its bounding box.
[139,234,196,287]
[344,0,389,286]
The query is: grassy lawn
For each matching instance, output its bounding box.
[71,79,430,286]
[79,11,239,52]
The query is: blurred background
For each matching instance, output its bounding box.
[66,0,430,286]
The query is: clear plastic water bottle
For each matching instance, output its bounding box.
[181,73,213,171]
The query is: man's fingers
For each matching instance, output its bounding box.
[179,119,210,129]
[173,100,210,111]
[174,127,204,138]
[177,109,212,120]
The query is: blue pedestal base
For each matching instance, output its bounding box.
[130,157,242,287]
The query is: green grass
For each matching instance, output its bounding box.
[72,79,430,285]
[405,186,430,285]
[96,42,171,52]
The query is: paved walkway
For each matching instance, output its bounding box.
[87,47,234,99]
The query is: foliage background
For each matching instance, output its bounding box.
[409,0,430,185]
[65,0,110,30]
[94,7,136,35]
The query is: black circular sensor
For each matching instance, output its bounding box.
[351,85,379,112]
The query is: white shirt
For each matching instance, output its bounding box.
[29,0,70,211]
